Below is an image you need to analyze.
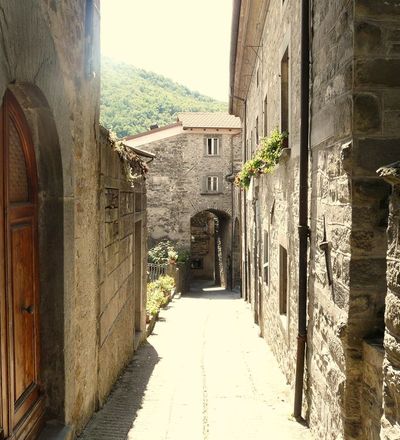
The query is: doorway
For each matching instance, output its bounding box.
[0,91,44,439]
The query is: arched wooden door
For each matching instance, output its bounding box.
[0,91,44,439]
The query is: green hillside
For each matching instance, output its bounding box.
[100,58,228,138]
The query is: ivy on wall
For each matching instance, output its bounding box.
[235,129,287,189]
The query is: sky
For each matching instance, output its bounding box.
[101,0,233,102]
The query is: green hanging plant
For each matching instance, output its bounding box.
[235,129,287,189]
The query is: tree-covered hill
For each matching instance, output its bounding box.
[101,57,228,138]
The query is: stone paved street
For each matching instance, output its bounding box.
[79,285,312,440]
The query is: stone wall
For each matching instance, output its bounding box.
[98,128,147,406]
[0,0,101,433]
[0,2,147,437]
[142,130,240,248]
[352,5,400,438]
[232,0,400,439]
[237,0,302,384]
[138,129,240,286]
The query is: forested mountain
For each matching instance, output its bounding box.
[101,57,228,138]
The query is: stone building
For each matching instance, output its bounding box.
[0,2,148,439]
[230,1,400,439]
[124,112,241,287]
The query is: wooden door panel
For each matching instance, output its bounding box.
[0,91,43,438]
[11,223,36,404]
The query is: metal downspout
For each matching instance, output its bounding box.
[242,99,248,301]
[294,0,310,421]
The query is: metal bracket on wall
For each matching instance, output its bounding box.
[270,198,275,223]
[246,45,263,62]
[319,215,332,286]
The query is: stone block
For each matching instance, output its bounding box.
[354,93,381,134]
[384,90,400,111]
[385,293,400,337]
[120,214,134,238]
[352,178,391,206]
[356,0,400,18]
[105,207,118,223]
[105,188,118,209]
[351,228,387,257]
[385,332,400,369]
[105,241,119,262]
[383,111,400,136]
[355,21,382,55]
[350,257,387,288]
[105,221,119,247]
[355,139,400,176]
[355,59,400,88]
[120,191,134,216]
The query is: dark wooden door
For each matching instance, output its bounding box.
[0,91,44,439]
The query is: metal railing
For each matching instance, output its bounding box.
[147,263,168,282]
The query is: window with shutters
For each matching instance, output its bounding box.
[281,47,289,147]
[263,231,269,285]
[206,138,219,156]
[206,176,218,192]
[279,245,288,316]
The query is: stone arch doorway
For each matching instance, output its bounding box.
[1,85,66,437]
[189,209,231,288]
[0,90,44,438]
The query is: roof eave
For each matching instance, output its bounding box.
[229,0,242,115]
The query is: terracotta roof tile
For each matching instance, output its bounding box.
[177,112,241,129]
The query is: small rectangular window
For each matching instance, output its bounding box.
[256,117,259,146]
[207,138,219,155]
[279,245,288,315]
[281,48,289,146]
[264,94,268,136]
[263,232,269,284]
[207,176,218,192]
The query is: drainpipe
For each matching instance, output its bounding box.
[242,99,248,301]
[294,0,310,421]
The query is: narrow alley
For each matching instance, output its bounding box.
[79,284,311,440]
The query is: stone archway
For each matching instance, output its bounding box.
[6,84,66,426]
[189,209,231,288]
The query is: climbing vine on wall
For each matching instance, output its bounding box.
[107,130,149,186]
[235,129,287,189]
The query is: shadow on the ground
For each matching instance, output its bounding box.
[78,342,160,440]
[184,281,241,300]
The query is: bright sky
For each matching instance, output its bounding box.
[101,0,233,102]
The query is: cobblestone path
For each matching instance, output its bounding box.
[79,285,312,440]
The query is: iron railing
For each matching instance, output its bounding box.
[147,263,167,282]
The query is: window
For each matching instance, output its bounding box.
[281,48,289,146]
[256,117,259,146]
[264,94,268,136]
[207,138,219,155]
[191,258,203,269]
[279,245,288,315]
[263,232,269,284]
[207,176,218,192]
